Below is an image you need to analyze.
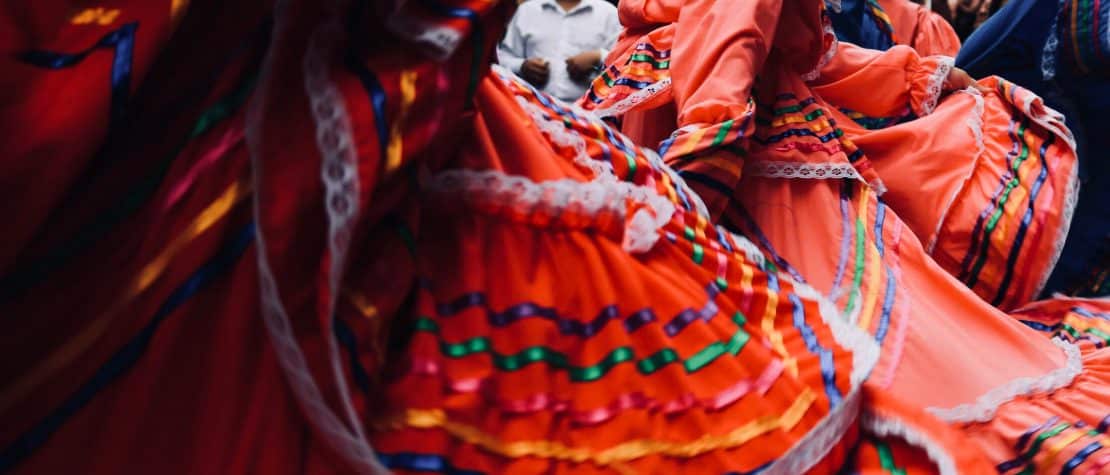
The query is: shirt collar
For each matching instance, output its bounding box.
[539,0,595,15]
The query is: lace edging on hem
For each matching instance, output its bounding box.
[802,21,839,82]
[762,281,879,474]
[862,412,959,475]
[588,77,672,119]
[926,339,1083,423]
[919,56,954,116]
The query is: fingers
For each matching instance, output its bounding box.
[525,71,549,85]
[942,68,990,96]
[943,68,977,92]
[567,61,588,79]
[521,58,550,85]
[565,59,579,75]
[524,58,549,74]
[522,61,550,86]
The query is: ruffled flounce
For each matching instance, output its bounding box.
[922,78,1078,310]
[370,70,877,475]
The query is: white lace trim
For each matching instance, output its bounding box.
[964,88,987,165]
[871,177,888,196]
[303,5,368,457]
[245,0,387,473]
[1022,91,1078,158]
[640,144,714,219]
[926,338,1083,423]
[422,168,676,246]
[926,87,985,254]
[491,65,680,254]
[802,22,839,82]
[794,281,881,388]
[746,161,887,195]
[764,386,862,474]
[495,65,775,257]
[588,77,672,119]
[919,56,954,116]
[722,228,768,269]
[862,412,958,475]
[746,161,863,181]
[1041,0,1068,80]
[763,281,879,474]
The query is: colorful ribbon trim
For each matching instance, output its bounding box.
[428,280,724,339]
[414,307,752,381]
[406,356,784,425]
[375,388,816,465]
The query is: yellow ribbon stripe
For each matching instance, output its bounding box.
[71,8,121,25]
[346,288,381,321]
[678,127,710,157]
[386,70,418,173]
[857,194,881,332]
[1040,429,1090,471]
[379,388,816,465]
[762,285,798,378]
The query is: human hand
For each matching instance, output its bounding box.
[566,50,602,81]
[944,67,989,93]
[520,57,550,87]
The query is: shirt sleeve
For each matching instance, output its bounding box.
[599,6,621,59]
[497,9,527,73]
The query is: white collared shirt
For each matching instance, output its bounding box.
[497,0,620,101]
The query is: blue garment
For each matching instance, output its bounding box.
[830,0,913,128]
[829,0,896,51]
[958,0,1110,297]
